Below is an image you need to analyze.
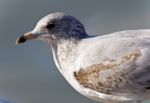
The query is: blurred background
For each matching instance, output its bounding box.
[1,0,150,103]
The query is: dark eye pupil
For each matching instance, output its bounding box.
[46,23,55,29]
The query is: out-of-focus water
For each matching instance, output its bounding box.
[1,0,150,103]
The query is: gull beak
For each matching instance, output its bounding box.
[16,32,37,45]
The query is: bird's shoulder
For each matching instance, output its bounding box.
[76,29,150,67]
[73,29,150,96]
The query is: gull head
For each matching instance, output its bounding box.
[16,12,87,45]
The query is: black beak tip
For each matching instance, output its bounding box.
[16,35,26,45]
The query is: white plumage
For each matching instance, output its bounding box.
[53,29,150,103]
[16,13,150,103]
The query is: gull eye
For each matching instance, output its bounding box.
[46,23,55,29]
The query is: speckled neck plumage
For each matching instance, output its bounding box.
[51,38,79,73]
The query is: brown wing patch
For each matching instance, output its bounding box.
[74,63,118,93]
[74,51,142,93]
[121,50,141,63]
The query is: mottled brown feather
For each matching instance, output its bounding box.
[74,51,141,94]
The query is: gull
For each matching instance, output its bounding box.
[16,12,150,103]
